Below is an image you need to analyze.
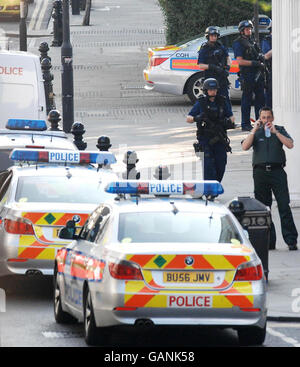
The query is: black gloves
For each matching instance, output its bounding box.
[194,113,206,123]
[252,60,264,68]
[208,64,223,74]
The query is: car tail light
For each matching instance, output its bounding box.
[234,260,263,281]
[109,260,143,280]
[7,258,28,263]
[4,218,34,235]
[150,57,168,67]
[114,307,137,311]
[25,146,45,149]
[240,308,261,312]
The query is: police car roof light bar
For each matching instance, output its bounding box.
[105,180,224,197]
[9,149,117,165]
[6,119,47,131]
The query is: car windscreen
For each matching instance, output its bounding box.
[15,175,112,204]
[118,212,243,243]
[176,34,205,49]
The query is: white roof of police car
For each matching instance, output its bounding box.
[175,26,268,50]
[0,129,76,150]
[176,26,238,46]
[104,196,233,215]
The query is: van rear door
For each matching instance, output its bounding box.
[0,52,47,129]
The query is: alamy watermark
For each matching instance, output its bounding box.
[291,288,300,313]
[0,288,5,313]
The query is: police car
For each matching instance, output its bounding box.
[55,180,267,346]
[0,119,76,171]
[143,20,270,104]
[0,148,117,277]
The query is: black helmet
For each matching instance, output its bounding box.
[202,78,219,93]
[205,26,220,40]
[153,165,171,180]
[228,199,245,218]
[238,20,254,33]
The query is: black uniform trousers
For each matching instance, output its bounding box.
[253,166,298,248]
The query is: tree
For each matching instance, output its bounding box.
[158,0,271,44]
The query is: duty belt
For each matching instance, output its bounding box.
[253,163,284,172]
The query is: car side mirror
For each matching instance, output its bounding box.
[58,219,78,240]
[243,229,250,239]
[228,199,245,222]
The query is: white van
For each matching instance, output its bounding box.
[0,50,47,129]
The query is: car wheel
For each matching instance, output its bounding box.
[186,72,204,104]
[84,287,101,346]
[237,323,266,346]
[53,271,77,324]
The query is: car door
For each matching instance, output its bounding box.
[0,170,13,218]
[63,205,111,314]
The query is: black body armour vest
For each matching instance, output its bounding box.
[200,41,228,84]
[196,95,226,138]
[234,35,261,74]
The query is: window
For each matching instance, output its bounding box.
[79,205,111,243]
[220,33,239,53]
[221,31,268,53]
[0,171,13,203]
[118,212,242,244]
[15,175,113,204]
[0,150,13,171]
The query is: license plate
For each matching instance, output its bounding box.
[163,271,214,284]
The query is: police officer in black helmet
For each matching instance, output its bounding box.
[198,26,234,120]
[233,20,265,131]
[261,22,272,108]
[186,78,235,182]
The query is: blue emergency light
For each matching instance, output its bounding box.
[10,149,117,165]
[105,180,224,197]
[258,16,271,27]
[6,119,47,131]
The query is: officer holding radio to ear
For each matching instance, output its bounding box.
[242,107,298,251]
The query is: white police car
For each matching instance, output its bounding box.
[55,180,267,346]
[143,21,270,103]
[0,148,117,277]
[0,119,76,171]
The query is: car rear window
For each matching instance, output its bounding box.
[118,212,242,244]
[15,175,112,204]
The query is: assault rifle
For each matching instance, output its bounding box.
[194,114,233,153]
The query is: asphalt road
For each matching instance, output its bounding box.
[1,275,300,348]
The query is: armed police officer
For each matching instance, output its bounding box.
[186,78,235,183]
[198,26,233,120]
[233,20,265,131]
[242,107,298,251]
[261,23,272,108]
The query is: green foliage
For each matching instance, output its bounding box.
[158,0,272,44]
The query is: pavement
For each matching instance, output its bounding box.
[23,0,300,321]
